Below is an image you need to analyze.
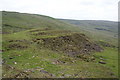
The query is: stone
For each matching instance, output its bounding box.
[40,70,48,73]
[9,57,14,59]
[64,74,71,77]
[14,62,17,64]
[99,61,106,64]
[52,62,56,64]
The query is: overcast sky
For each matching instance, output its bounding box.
[0,0,119,21]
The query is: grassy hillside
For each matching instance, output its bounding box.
[59,19,118,46]
[2,11,118,78]
[2,11,118,46]
[59,19,118,33]
[2,28,118,78]
[2,11,79,33]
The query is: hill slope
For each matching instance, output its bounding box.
[2,11,118,78]
[59,19,118,46]
[59,19,118,33]
[2,11,118,45]
[2,11,78,33]
[2,28,118,78]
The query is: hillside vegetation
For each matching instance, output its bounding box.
[59,19,118,46]
[2,11,118,78]
[2,11,79,33]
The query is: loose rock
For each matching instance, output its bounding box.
[40,70,48,73]
[99,61,106,64]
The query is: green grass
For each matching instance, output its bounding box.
[2,11,118,78]
[2,28,118,78]
[2,11,79,33]
[93,47,118,76]
[60,19,118,46]
[2,47,118,78]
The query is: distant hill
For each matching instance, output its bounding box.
[59,19,118,46]
[59,19,118,33]
[2,11,78,33]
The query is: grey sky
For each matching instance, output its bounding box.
[0,0,119,21]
